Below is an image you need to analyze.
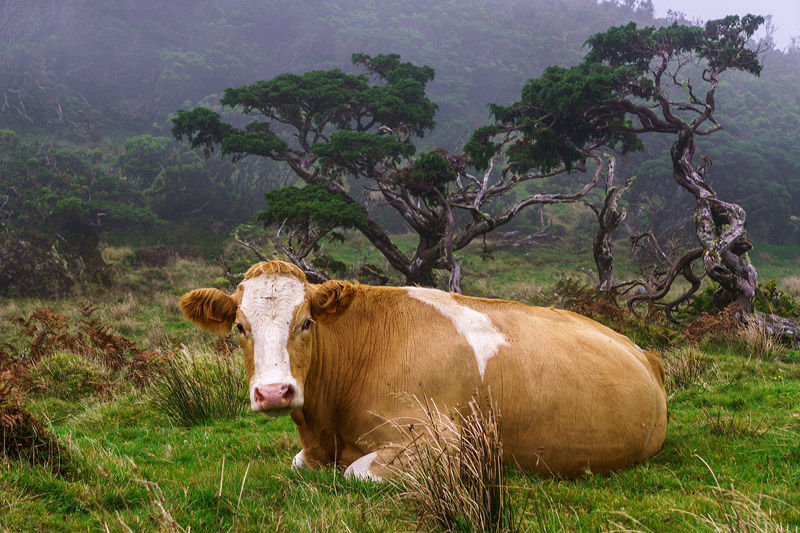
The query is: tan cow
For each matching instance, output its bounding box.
[181,260,667,480]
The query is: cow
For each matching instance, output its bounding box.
[180,260,667,480]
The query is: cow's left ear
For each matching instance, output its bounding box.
[310,280,357,323]
[180,287,240,335]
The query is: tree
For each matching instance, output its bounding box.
[172,53,605,290]
[0,131,160,296]
[258,184,366,282]
[585,156,636,292]
[469,15,768,313]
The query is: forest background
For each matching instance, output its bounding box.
[2,0,799,297]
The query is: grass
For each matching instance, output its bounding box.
[152,352,248,427]
[2,246,800,531]
[391,395,517,532]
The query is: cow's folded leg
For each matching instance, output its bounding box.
[344,447,409,482]
[291,449,309,470]
[290,445,330,470]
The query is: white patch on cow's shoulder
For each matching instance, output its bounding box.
[406,287,508,380]
[291,449,308,470]
[240,274,306,411]
[344,451,382,482]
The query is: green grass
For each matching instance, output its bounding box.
[2,246,800,531]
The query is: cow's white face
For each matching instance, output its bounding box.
[180,261,352,419]
[237,273,309,417]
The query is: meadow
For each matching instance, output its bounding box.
[1,239,799,532]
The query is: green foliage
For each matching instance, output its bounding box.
[754,279,800,319]
[690,280,800,320]
[314,131,416,174]
[259,184,366,231]
[687,283,720,316]
[172,53,436,168]
[469,15,765,177]
[0,136,160,237]
[474,62,645,172]
[403,151,457,202]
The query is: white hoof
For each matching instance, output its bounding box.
[291,449,308,470]
[344,451,382,482]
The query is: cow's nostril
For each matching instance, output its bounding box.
[254,387,267,402]
[254,383,295,410]
[281,384,294,400]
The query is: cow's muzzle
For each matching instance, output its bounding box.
[253,383,296,411]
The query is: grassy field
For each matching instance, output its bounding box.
[2,243,799,531]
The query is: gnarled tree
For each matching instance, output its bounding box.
[172,53,604,290]
[470,15,768,313]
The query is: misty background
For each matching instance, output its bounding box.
[1,0,799,296]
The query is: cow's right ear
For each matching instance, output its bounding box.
[180,288,239,335]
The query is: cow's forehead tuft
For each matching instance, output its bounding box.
[243,261,307,283]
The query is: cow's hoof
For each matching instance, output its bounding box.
[344,451,382,482]
[291,450,308,470]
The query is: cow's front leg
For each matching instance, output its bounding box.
[290,446,330,470]
[291,449,310,469]
[344,447,409,482]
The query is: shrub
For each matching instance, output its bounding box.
[392,396,519,532]
[680,303,740,345]
[152,354,247,426]
[33,352,109,397]
[754,279,800,319]
[1,367,73,475]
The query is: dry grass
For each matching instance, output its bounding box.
[737,317,787,361]
[101,297,140,323]
[161,293,182,316]
[662,345,711,391]
[111,479,190,533]
[144,316,171,351]
[781,275,800,297]
[391,395,519,532]
[100,245,134,265]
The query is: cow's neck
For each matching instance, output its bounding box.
[301,288,397,443]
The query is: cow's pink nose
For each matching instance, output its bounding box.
[253,384,295,410]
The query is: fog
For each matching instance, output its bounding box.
[649,0,799,49]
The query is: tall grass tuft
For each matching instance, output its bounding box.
[392,395,519,532]
[738,317,787,361]
[662,345,709,391]
[152,353,247,426]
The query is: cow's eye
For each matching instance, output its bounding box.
[235,323,245,334]
[302,318,313,330]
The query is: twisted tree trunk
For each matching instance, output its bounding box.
[671,138,757,313]
[588,157,636,293]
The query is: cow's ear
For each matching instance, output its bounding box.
[310,280,357,323]
[180,288,239,335]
